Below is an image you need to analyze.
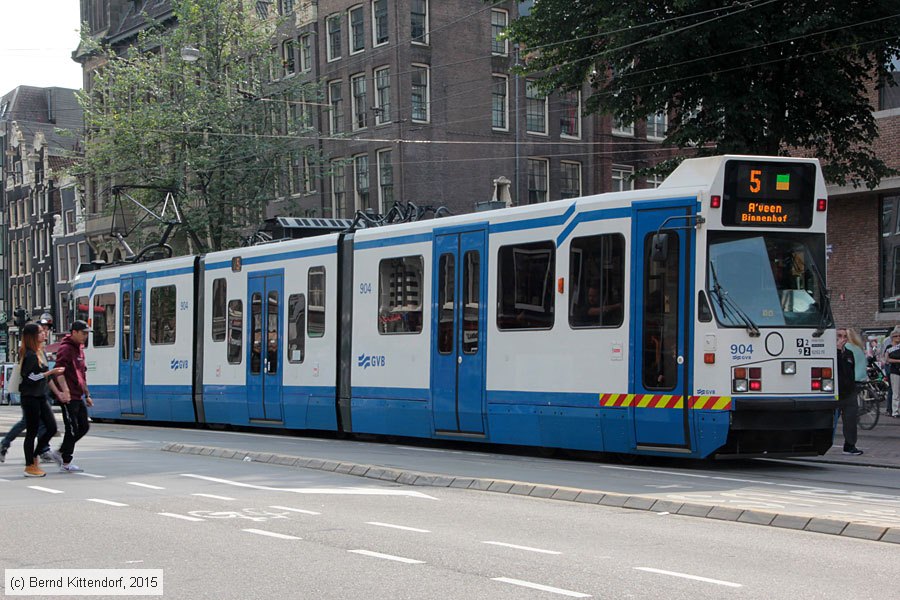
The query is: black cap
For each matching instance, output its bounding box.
[71,320,92,332]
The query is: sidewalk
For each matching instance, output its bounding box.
[802,411,900,468]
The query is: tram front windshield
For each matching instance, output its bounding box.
[707,232,831,328]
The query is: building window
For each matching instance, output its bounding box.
[351,73,368,130]
[68,243,77,280]
[497,241,555,330]
[212,278,227,342]
[349,5,365,54]
[569,234,625,328]
[331,160,347,218]
[560,91,580,138]
[278,0,294,15]
[287,293,306,363]
[282,39,295,75]
[647,111,667,140]
[326,14,342,62]
[354,154,370,212]
[378,256,424,334]
[525,80,547,134]
[492,75,508,130]
[377,149,393,213]
[560,161,582,199]
[57,246,68,282]
[372,0,388,46]
[612,165,634,191]
[65,210,75,234]
[880,57,900,111]
[299,34,312,72]
[374,67,391,124]
[78,242,90,268]
[328,80,343,134]
[612,117,634,136]
[411,64,430,122]
[882,195,900,310]
[491,9,508,56]
[149,285,177,345]
[528,158,549,204]
[647,173,664,188]
[92,292,116,347]
[308,267,326,338]
[411,0,428,44]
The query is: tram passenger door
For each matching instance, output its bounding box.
[432,228,486,434]
[632,206,693,450]
[247,272,284,422]
[118,274,146,415]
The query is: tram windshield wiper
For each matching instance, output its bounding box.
[709,262,761,337]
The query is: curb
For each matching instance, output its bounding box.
[161,442,900,545]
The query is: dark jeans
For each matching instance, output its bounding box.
[839,389,859,449]
[22,395,57,466]
[1,397,52,454]
[59,399,90,464]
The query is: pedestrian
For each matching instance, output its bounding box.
[53,320,93,473]
[836,327,863,456]
[846,329,868,385]
[18,323,65,477]
[883,326,900,418]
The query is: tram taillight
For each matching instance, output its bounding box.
[816,198,827,211]
[810,367,834,392]
[710,195,722,208]
[732,367,762,392]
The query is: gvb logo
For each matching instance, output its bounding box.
[357,354,386,369]
[170,359,189,371]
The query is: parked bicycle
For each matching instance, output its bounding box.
[858,357,889,431]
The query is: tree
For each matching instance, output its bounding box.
[506,0,900,187]
[77,0,319,252]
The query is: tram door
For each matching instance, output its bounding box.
[631,205,693,449]
[432,228,487,434]
[247,272,284,422]
[118,273,146,415]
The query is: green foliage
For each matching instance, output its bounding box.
[507,0,900,188]
[77,0,319,251]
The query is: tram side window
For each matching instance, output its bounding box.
[227,300,243,364]
[92,293,116,347]
[497,241,555,330]
[149,285,177,345]
[569,233,625,328]
[308,267,326,338]
[378,256,424,334]
[211,278,226,342]
[287,294,306,363]
[75,296,89,348]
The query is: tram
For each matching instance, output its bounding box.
[71,155,837,458]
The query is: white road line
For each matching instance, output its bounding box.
[75,473,105,478]
[88,498,129,507]
[348,550,425,564]
[366,522,431,533]
[180,473,438,500]
[492,577,590,598]
[634,567,742,588]
[482,541,561,555]
[269,505,321,515]
[128,482,166,490]
[158,512,205,522]
[191,493,236,501]
[28,486,64,494]
[0,478,9,483]
[242,529,301,540]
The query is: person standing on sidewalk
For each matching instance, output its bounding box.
[53,320,93,473]
[19,323,65,477]
[884,327,900,418]
[837,328,863,456]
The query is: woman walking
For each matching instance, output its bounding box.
[19,323,64,477]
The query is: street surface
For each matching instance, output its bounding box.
[0,407,897,599]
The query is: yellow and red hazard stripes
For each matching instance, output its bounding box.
[598,394,732,410]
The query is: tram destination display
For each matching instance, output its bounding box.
[721,160,816,228]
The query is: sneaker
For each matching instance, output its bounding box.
[842,447,864,456]
[42,450,63,467]
[24,463,46,477]
[59,463,83,473]
[0,447,6,464]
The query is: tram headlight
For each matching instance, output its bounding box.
[822,379,834,392]
[733,378,749,393]
[781,361,797,375]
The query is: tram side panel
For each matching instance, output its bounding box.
[77,281,120,420]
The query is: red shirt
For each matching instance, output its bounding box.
[55,334,87,400]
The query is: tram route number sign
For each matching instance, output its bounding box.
[721,160,816,228]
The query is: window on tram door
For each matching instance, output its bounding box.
[462,250,480,354]
[266,291,279,373]
[569,234,625,328]
[121,291,130,360]
[212,278,227,341]
[133,290,143,360]
[642,232,679,390]
[437,254,454,353]
[308,267,326,338]
[497,241,555,330]
[92,293,116,347]
[378,256,424,334]
[76,296,90,347]
[149,285,176,345]
[287,294,306,363]
[227,300,243,365]
[250,293,262,374]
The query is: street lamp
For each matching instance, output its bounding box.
[180,46,200,63]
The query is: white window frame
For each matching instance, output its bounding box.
[646,173,665,189]
[376,148,393,214]
[348,5,365,55]
[372,0,389,47]
[647,111,667,140]
[330,159,346,218]
[299,34,312,72]
[525,79,548,136]
[560,90,581,139]
[411,0,429,45]
[374,66,391,125]
[491,9,509,56]
[411,64,430,123]
[353,154,370,212]
[527,158,549,204]
[328,79,343,135]
[58,246,68,282]
[282,38,296,76]
[611,165,634,192]
[612,117,634,137]
[326,13,342,62]
[560,161,582,199]
[350,73,368,131]
[491,74,508,132]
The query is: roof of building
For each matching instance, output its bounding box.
[108,0,174,46]
[0,86,82,154]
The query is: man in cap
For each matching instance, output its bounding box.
[53,320,93,472]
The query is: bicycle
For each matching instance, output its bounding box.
[857,358,889,431]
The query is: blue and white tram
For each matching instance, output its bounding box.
[71,155,838,458]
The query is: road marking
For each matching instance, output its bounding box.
[0,478,9,483]
[270,505,321,515]
[76,473,105,478]
[192,493,236,501]
[492,577,590,598]
[482,541,561,555]
[180,474,438,500]
[366,522,431,533]
[88,498,129,507]
[28,486,63,494]
[349,550,425,564]
[158,512,205,522]
[634,567,742,588]
[128,482,166,490]
[242,528,301,540]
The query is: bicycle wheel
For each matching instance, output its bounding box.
[857,387,879,430]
